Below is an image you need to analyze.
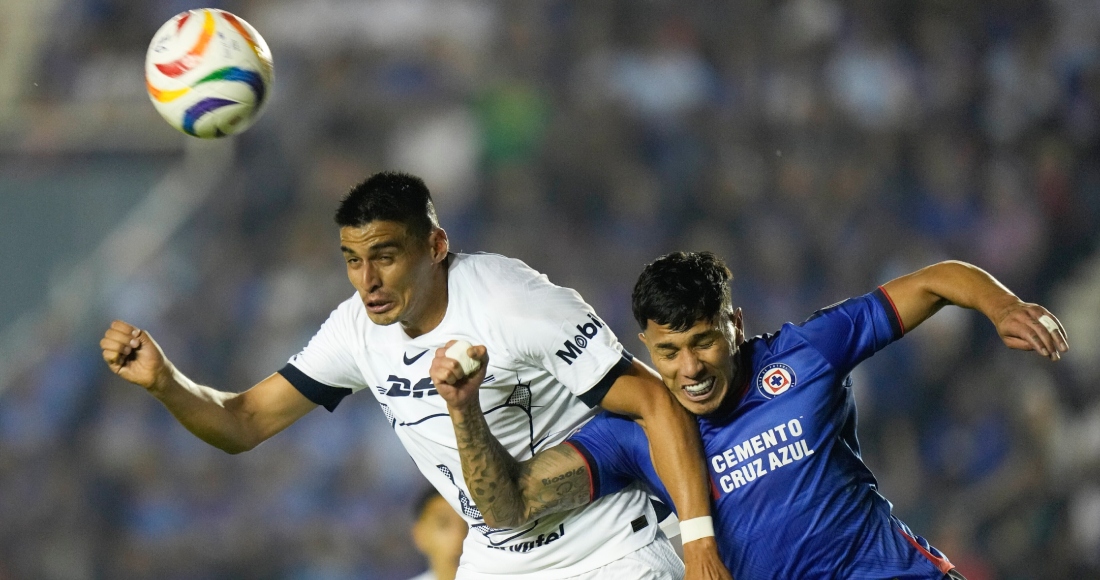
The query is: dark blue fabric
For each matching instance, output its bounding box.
[278,363,352,412]
[568,291,952,579]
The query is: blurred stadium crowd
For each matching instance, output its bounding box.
[2,0,1099,579]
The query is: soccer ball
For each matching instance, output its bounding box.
[144,9,273,138]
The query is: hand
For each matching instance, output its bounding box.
[430,340,489,412]
[682,537,734,580]
[99,320,174,391]
[992,301,1069,361]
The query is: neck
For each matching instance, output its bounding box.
[709,347,749,418]
[401,255,450,338]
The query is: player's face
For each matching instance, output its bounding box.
[640,309,744,416]
[412,495,468,566]
[340,221,448,334]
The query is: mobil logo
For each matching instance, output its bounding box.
[554,313,605,365]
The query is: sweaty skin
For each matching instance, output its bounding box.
[433,342,731,580]
[432,260,1068,574]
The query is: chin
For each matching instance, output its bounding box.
[366,310,401,326]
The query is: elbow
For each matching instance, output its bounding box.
[220,442,253,455]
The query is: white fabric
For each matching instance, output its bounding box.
[289,253,659,578]
[678,516,715,544]
[406,571,437,580]
[550,535,684,580]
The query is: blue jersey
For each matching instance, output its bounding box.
[567,289,955,580]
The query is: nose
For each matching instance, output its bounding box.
[355,262,382,293]
[678,350,705,380]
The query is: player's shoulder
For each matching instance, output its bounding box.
[449,252,560,313]
[450,252,545,289]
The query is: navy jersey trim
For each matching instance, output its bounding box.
[278,363,352,412]
[577,352,634,408]
[873,286,905,338]
[563,440,601,501]
[651,498,672,522]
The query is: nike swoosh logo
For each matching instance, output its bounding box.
[403,349,429,365]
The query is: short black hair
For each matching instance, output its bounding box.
[334,171,440,240]
[413,486,443,521]
[632,251,733,332]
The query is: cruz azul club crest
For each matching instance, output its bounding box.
[756,363,797,398]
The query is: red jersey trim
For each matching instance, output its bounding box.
[897,526,953,574]
[562,440,596,503]
[877,285,907,335]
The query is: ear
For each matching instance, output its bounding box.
[428,228,450,264]
[729,308,745,346]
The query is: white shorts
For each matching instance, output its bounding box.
[561,534,684,580]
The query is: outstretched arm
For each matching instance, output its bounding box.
[100,320,317,453]
[431,342,594,528]
[881,260,1069,360]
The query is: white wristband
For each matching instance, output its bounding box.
[678,516,715,543]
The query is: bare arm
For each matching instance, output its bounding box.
[881,260,1069,360]
[100,320,317,453]
[431,343,593,528]
[434,344,732,580]
[599,360,729,578]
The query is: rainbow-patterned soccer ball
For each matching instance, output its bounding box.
[145,9,273,138]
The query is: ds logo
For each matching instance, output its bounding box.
[555,314,605,365]
[382,375,438,398]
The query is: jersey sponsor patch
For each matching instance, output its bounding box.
[554,314,605,365]
[756,363,796,398]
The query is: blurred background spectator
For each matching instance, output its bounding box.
[1,1,1098,578]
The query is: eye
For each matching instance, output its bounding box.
[660,350,678,360]
[376,254,396,265]
[345,257,361,265]
[697,339,716,350]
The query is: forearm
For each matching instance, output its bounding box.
[449,401,591,528]
[884,260,1020,332]
[449,401,527,527]
[638,393,711,521]
[150,366,260,454]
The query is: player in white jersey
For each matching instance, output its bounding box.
[99,172,730,579]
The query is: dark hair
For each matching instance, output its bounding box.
[334,171,440,240]
[632,251,733,332]
[413,486,443,520]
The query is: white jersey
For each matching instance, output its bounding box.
[282,253,661,579]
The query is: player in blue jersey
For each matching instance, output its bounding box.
[431,252,1069,580]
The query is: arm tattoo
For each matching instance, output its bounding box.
[451,405,592,528]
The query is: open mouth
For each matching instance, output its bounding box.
[682,377,716,402]
[365,299,395,314]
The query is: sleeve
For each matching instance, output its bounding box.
[277,300,362,412]
[795,287,905,375]
[564,413,672,508]
[509,276,633,408]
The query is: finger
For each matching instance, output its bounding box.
[1022,328,1052,359]
[1026,317,1058,360]
[110,320,137,334]
[102,348,125,367]
[1037,312,1069,352]
[103,328,140,349]
[430,361,463,386]
[99,337,134,357]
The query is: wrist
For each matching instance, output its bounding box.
[680,534,719,559]
[679,515,715,545]
[447,399,481,419]
[149,364,181,397]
